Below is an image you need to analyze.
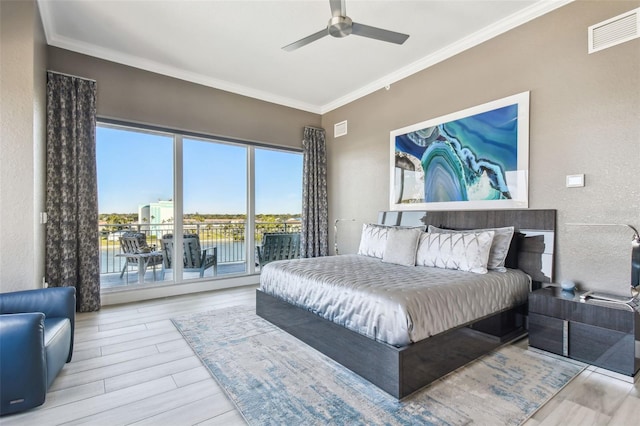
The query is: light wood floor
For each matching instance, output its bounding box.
[2,285,639,425]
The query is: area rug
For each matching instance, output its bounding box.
[172,306,585,425]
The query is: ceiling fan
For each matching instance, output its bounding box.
[282,0,410,52]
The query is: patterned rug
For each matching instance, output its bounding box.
[172,306,585,425]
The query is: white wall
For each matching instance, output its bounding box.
[0,0,47,292]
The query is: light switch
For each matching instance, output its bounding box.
[566,174,585,188]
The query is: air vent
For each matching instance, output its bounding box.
[588,7,639,54]
[334,120,348,138]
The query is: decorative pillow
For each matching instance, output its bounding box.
[428,225,515,272]
[416,230,495,274]
[382,227,422,266]
[357,223,425,259]
[358,224,390,258]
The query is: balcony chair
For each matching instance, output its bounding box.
[0,287,75,416]
[256,232,301,267]
[119,231,163,280]
[160,234,217,278]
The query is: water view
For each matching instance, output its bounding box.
[96,124,303,287]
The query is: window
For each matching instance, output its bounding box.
[255,147,303,251]
[96,122,302,290]
[183,138,247,278]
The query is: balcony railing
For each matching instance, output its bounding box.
[99,221,301,275]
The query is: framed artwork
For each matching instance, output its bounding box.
[390,91,529,211]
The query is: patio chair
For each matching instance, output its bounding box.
[256,232,301,267]
[160,234,217,278]
[119,232,163,280]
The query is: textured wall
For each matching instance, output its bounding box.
[47,47,321,149]
[0,0,47,292]
[322,0,640,295]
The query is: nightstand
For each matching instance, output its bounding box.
[528,287,640,377]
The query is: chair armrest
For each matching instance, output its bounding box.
[201,247,217,259]
[0,313,47,415]
[0,287,76,362]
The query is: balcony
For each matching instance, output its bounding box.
[99,221,301,290]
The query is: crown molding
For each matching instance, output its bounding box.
[319,0,574,114]
[45,31,323,114]
[38,0,573,116]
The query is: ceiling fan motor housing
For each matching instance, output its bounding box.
[328,16,353,38]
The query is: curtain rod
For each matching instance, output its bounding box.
[47,70,97,83]
[304,126,325,131]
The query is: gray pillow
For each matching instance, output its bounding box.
[381,227,422,266]
[428,225,515,272]
[358,223,426,259]
[416,230,495,274]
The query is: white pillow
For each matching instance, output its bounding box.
[382,227,422,266]
[428,225,514,272]
[416,230,495,274]
[357,224,390,258]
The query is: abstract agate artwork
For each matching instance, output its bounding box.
[390,92,529,210]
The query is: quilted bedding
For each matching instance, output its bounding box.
[259,254,530,346]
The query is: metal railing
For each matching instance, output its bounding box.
[99,221,301,275]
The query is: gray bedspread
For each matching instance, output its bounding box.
[259,254,530,346]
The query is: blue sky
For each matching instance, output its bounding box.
[96,126,302,215]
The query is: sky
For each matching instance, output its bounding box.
[96,126,303,215]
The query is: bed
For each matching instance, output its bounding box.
[256,209,556,399]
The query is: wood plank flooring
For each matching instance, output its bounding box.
[2,285,639,425]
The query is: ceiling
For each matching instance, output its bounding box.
[38,0,571,114]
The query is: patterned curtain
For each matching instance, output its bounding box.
[46,72,101,312]
[301,126,329,257]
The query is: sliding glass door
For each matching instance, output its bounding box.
[96,125,174,288]
[254,148,303,269]
[183,138,248,279]
[96,122,302,290]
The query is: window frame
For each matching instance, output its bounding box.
[97,118,302,289]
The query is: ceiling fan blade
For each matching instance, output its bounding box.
[329,0,346,17]
[351,22,409,45]
[282,29,328,52]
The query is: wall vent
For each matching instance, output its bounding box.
[588,7,639,54]
[334,120,348,138]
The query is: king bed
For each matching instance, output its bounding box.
[256,209,556,399]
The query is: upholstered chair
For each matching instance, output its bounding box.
[0,287,76,415]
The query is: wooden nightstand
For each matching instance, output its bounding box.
[528,287,640,377]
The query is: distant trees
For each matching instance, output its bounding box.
[100,213,300,224]
[99,213,138,232]
[180,213,301,222]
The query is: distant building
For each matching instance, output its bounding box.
[139,200,173,232]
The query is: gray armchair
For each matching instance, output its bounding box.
[160,234,217,278]
[256,233,301,267]
[119,231,163,280]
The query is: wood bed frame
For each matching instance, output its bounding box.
[256,209,556,399]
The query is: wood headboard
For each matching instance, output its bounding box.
[378,209,556,287]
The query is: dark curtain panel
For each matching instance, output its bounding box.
[46,72,101,312]
[301,126,329,257]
